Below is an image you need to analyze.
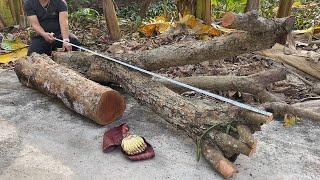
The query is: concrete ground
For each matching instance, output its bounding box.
[0,69,319,180]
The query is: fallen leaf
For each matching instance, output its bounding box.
[102,123,129,152]
[283,114,299,127]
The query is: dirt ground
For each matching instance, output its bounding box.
[1,69,320,180]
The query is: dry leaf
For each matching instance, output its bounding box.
[283,114,300,127]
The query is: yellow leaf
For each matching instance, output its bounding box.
[292,1,301,7]
[0,47,28,64]
[283,114,299,127]
[154,16,167,23]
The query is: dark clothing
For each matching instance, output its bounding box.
[24,0,81,56]
[24,0,67,34]
[27,34,81,56]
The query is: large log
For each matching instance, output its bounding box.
[53,52,263,178]
[15,53,126,125]
[99,12,294,71]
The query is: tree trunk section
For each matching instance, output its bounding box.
[8,0,24,25]
[276,0,294,44]
[15,53,126,125]
[159,68,286,103]
[244,0,260,13]
[103,0,121,40]
[139,0,152,19]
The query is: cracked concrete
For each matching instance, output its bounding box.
[0,69,319,180]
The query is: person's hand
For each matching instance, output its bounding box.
[62,39,72,52]
[42,32,55,43]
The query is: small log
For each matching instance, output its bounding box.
[209,131,254,157]
[202,141,237,178]
[160,68,286,102]
[259,44,320,80]
[236,124,257,149]
[263,102,320,123]
[239,110,273,125]
[15,53,126,125]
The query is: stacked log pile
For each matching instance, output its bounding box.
[16,11,320,178]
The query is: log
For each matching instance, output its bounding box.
[113,12,294,71]
[50,13,294,72]
[14,53,126,125]
[259,44,320,80]
[159,68,286,102]
[221,11,294,34]
[236,124,257,148]
[202,141,237,178]
[263,102,320,123]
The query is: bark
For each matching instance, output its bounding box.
[276,0,294,44]
[52,13,294,72]
[15,53,126,125]
[221,10,294,33]
[139,0,152,19]
[209,131,254,157]
[236,124,257,148]
[118,13,294,70]
[259,44,320,80]
[276,0,294,18]
[159,68,286,102]
[0,14,5,28]
[202,141,237,178]
[103,0,121,40]
[264,102,320,123]
[8,0,24,25]
[244,0,260,13]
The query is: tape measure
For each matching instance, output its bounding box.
[55,38,272,117]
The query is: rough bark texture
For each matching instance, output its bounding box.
[221,11,294,33]
[159,68,286,102]
[236,124,257,148]
[15,53,126,125]
[103,0,121,40]
[259,44,320,80]
[51,13,295,72]
[202,141,237,178]
[264,102,320,123]
[244,0,259,13]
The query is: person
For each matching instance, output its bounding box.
[24,0,81,56]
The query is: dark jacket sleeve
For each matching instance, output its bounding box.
[24,0,36,16]
[57,0,68,12]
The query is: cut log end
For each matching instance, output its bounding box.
[96,90,126,125]
[221,12,235,27]
[202,142,237,178]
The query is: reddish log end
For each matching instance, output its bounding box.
[96,90,126,125]
[221,12,235,28]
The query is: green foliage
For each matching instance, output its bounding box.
[117,0,177,21]
[69,8,100,24]
[211,0,247,19]
[67,0,90,12]
[292,1,320,30]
